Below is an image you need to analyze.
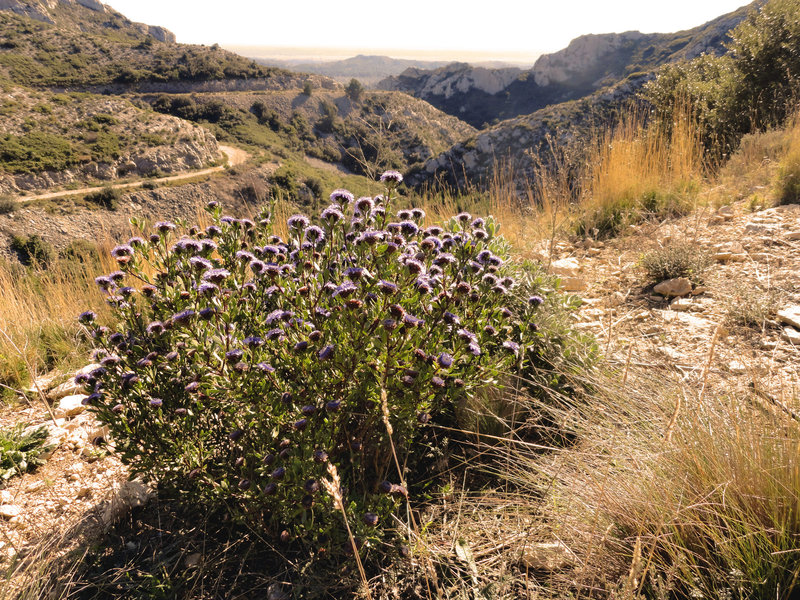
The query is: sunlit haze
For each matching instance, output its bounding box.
[107,1,751,61]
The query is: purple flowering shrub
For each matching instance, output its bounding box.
[77,173,556,548]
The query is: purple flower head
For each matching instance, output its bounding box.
[185,381,200,392]
[256,362,275,373]
[318,344,335,361]
[358,230,385,246]
[287,214,310,230]
[404,258,424,274]
[265,327,283,340]
[345,266,371,281]
[433,253,456,267]
[468,342,482,356]
[173,239,202,256]
[100,355,120,367]
[399,220,419,237]
[355,196,374,213]
[128,236,146,248]
[202,268,230,284]
[432,376,445,388]
[363,512,379,527]
[293,340,309,352]
[224,349,243,363]
[249,259,266,275]
[420,236,442,251]
[415,277,432,294]
[271,467,286,480]
[476,250,493,264]
[155,221,176,234]
[411,208,426,220]
[94,276,112,291]
[110,244,134,260]
[397,209,412,220]
[402,313,424,328]
[425,226,443,237]
[443,311,460,325]
[146,321,165,335]
[471,217,485,229]
[190,256,213,272]
[378,280,398,295]
[303,225,325,244]
[171,309,196,325]
[330,189,354,205]
[333,280,357,298]
[503,340,520,354]
[201,239,218,253]
[149,398,163,408]
[244,336,264,348]
[229,428,245,442]
[437,352,453,368]
[293,418,308,431]
[456,212,472,223]
[220,216,237,225]
[482,273,498,286]
[78,311,96,324]
[488,255,503,266]
[380,170,403,185]
[473,229,488,240]
[320,205,344,223]
[235,250,255,264]
[528,295,544,307]
[199,307,216,320]
[457,328,477,342]
[205,225,222,238]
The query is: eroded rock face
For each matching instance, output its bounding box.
[0,0,55,23]
[380,63,522,100]
[532,31,646,87]
[71,0,105,11]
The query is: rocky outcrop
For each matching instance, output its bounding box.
[0,0,55,23]
[380,63,522,100]
[531,31,647,87]
[141,24,174,43]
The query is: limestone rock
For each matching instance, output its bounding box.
[518,541,575,571]
[781,327,800,346]
[102,480,154,525]
[57,394,88,418]
[777,306,800,329]
[550,257,580,277]
[653,277,692,297]
[717,205,735,220]
[0,505,21,520]
[670,298,694,312]
[728,360,747,374]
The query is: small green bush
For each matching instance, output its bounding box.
[79,173,567,551]
[85,186,120,210]
[0,423,52,481]
[640,241,712,284]
[0,194,16,215]
[11,234,55,267]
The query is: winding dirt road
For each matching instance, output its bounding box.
[16,145,249,204]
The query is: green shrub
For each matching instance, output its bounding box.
[640,241,712,284]
[85,186,120,210]
[302,81,313,96]
[0,131,75,173]
[10,234,55,267]
[78,174,562,551]
[0,194,16,215]
[345,78,364,102]
[0,423,52,481]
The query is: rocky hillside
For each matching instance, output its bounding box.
[0,87,220,195]
[379,2,758,128]
[0,0,307,89]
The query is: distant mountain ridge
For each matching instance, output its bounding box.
[378,3,758,128]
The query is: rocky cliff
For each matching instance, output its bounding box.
[378,2,758,128]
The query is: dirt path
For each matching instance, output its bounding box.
[16,145,249,204]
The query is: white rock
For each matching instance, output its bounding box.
[102,480,154,525]
[550,257,580,277]
[728,360,747,374]
[777,306,800,329]
[57,395,87,418]
[717,205,735,220]
[518,542,575,571]
[670,298,694,312]
[0,505,21,520]
[786,231,800,241]
[708,215,725,226]
[781,327,800,346]
[653,277,692,297]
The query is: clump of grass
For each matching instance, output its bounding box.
[0,423,52,481]
[774,112,800,205]
[640,241,712,283]
[721,279,780,328]
[575,102,704,238]
[508,367,800,600]
[9,234,55,268]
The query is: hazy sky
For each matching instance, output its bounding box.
[106,0,752,58]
